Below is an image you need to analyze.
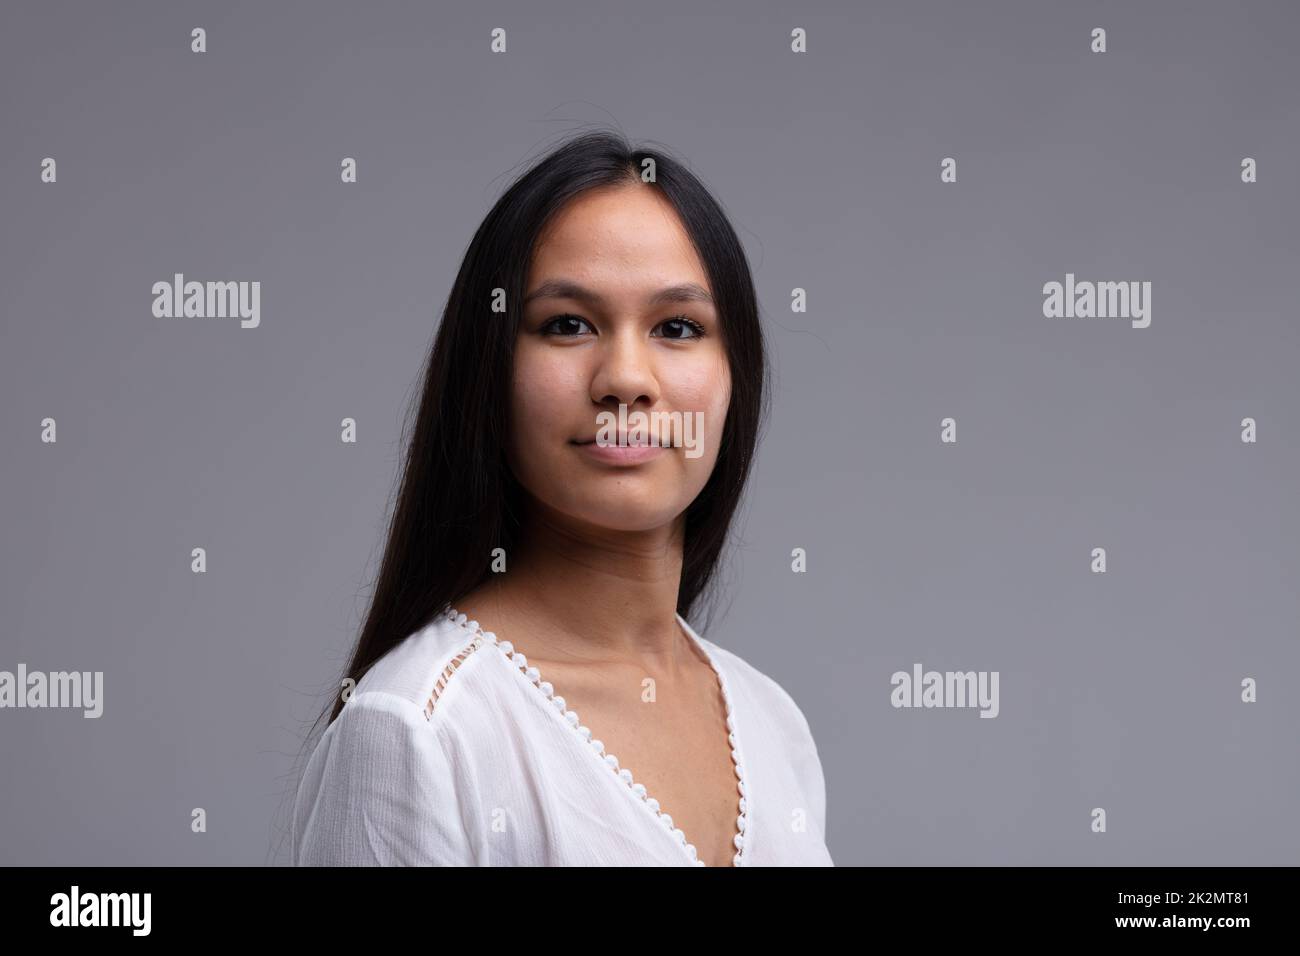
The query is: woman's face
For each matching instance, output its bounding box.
[508,183,732,534]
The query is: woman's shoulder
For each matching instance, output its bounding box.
[685,617,830,850]
[294,611,486,866]
[349,608,492,720]
[682,616,817,745]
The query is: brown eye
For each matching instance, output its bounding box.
[540,314,595,336]
[653,315,706,340]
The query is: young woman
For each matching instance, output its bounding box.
[291,130,833,867]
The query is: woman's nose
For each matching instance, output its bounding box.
[590,329,660,409]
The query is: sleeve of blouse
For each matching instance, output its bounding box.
[808,745,833,865]
[799,707,829,845]
[292,690,480,866]
[778,686,830,859]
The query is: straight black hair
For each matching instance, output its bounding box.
[317,128,770,733]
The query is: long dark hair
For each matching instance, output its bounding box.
[321,128,769,732]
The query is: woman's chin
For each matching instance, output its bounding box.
[558,495,686,535]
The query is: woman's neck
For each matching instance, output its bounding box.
[458,507,690,671]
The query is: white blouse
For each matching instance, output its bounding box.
[292,606,834,866]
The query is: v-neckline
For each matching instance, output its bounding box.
[442,606,750,867]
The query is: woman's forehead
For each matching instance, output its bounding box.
[529,188,708,287]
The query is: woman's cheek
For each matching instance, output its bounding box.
[674,359,730,462]
[512,350,584,435]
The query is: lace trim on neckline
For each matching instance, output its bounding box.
[441,606,750,867]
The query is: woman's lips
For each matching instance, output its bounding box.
[572,439,666,465]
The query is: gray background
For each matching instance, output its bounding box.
[2,0,1297,866]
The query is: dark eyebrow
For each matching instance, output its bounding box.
[522,279,715,308]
